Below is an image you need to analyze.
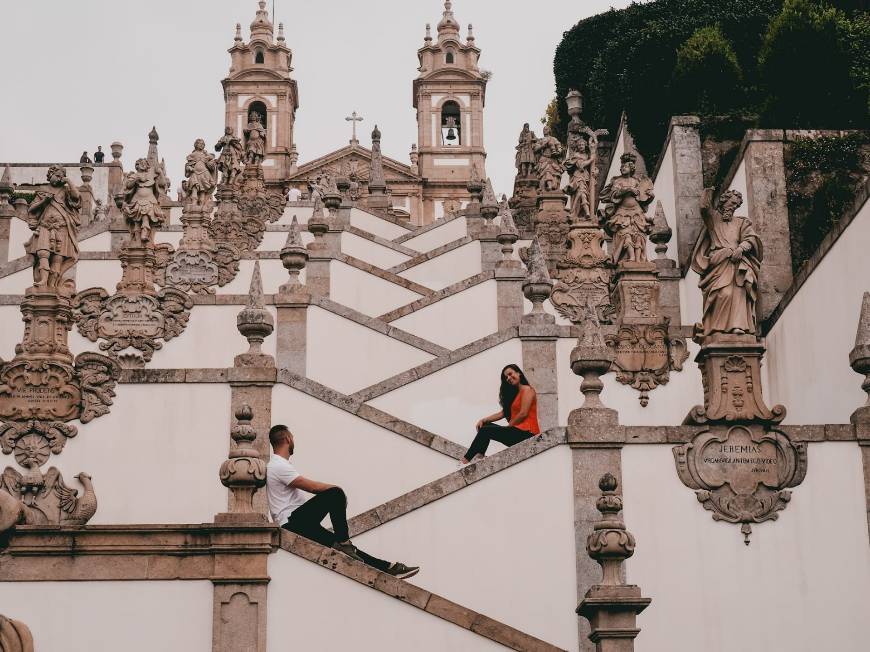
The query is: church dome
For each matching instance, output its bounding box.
[250,0,273,40]
[437,1,460,37]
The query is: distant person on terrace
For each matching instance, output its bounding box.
[267,424,420,580]
[460,364,540,465]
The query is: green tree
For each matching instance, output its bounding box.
[673,25,744,114]
[759,0,864,126]
[541,97,560,134]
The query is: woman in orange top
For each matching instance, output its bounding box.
[460,364,540,464]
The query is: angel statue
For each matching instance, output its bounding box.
[599,152,655,264]
[123,158,167,244]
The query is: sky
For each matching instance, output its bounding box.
[0,0,630,197]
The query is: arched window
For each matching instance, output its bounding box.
[440,101,461,146]
[255,49,265,64]
[248,101,268,133]
[445,50,455,64]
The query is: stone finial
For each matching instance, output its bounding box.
[280,215,308,290]
[481,177,499,222]
[250,0,274,38]
[496,197,519,265]
[576,474,650,650]
[522,238,554,319]
[148,126,159,145]
[277,22,285,42]
[235,261,275,366]
[234,22,243,42]
[570,302,615,409]
[466,163,485,211]
[425,23,432,43]
[850,292,870,409]
[649,200,672,260]
[467,23,475,43]
[0,166,13,211]
[218,403,267,520]
[110,141,123,162]
[307,195,329,248]
[438,0,460,36]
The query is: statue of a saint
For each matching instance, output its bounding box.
[599,153,655,264]
[214,127,244,186]
[514,123,537,180]
[533,126,564,193]
[565,133,593,222]
[182,139,217,207]
[243,112,266,165]
[26,165,81,290]
[123,158,167,244]
[691,188,763,336]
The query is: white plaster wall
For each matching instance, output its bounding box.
[272,385,456,515]
[268,552,505,652]
[356,446,577,651]
[399,240,482,291]
[650,139,678,262]
[368,339,523,446]
[256,229,314,252]
[8,215,31,260]
[329,260,423,317]
[341,231,410,268]
[556,338,704,427]
[403,217,468,253]
[79,231,111,252]
[155,230,183,248]
[0,304,22,358]
[49,383,230,523]
[678,266,704,328]
[279,204,314,224]
[763,197,870,424]
[218,258,294,295]
[350,207,411,240]
[75,260,123,293]
[0,581,212,652]
[603,122,627,189]
[623,442,870,652]
[391,279,498,350]
[0,267,30,293]
[306,306,434,394]
[729,158,748,202]
[168,205,183,225]
[521,296,574,326]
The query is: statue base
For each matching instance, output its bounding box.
[612,261,659,325]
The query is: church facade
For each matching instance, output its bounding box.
[0,2,869,652]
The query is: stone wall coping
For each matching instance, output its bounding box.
[343,225,420,257]
[387,236,475,275]
[567,422,856,445]
[393,212,464,245]
[334,252,434,297]
[354,204,418,231]
[1,523,278,582]
[350,327,521,402]
[278,531,565,652]
[651,115,700,181]
[348,428,567,537]
[763,176,870,334]
[378,270,495,322]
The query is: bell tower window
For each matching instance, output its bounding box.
[440,101,461,146]
[446,50,455,64]
[255,49,265,64]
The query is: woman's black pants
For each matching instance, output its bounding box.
[464,424,533,460]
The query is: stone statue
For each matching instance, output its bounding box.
[182,139,217,207]
[599,153,655,264]
[243,111,266,165]
[691,188,763,336]
[215,127,244,186]
[565,134,593,222]
[26,165,81,290]
[514,123,537,179]
[123,157,167,244]
[533,125,564,192]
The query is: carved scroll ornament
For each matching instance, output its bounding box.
[674,424,807,544]
[606,324,688,406]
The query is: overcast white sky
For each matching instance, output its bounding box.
[0,0,630,196]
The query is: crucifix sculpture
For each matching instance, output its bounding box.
[345,111,364,145]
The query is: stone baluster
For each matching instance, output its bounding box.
[235,261,275,368]
[217,403,267,522]
[576,473,651,651]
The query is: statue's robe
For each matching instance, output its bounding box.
[691,211,763,335]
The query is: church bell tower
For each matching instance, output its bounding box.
[414,1,488,221]
[223,1,299,183]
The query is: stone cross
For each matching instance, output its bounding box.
[345,111,364,144]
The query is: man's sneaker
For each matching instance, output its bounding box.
[333,540,364,563]
[385,562,420,580]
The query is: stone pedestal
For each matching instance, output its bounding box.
[305,255,330,297]
[17,288,75,364]
[611,262,659,325]
[519,321,559,433]
[533,191,570,275]
[494,267,524,330]
[275,289,310,375]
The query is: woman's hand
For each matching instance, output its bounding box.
[475,419,485,431]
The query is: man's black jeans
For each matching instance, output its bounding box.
[282,486,390,572]
[464,424,534,460]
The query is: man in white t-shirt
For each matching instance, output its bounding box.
[267,424,419,580]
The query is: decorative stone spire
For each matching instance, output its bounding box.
[307,195,329,250]
[522,238,554,320]
[649,200,672,260]
[217,404,267,522]
[280,216,308,292]
[480,177,498,222]
[425,23,432,43]
[250,0,274,40]
[277,22,285,43]
[369,125,386,189]
[437,0,460,38]
[496,197,519,267]
[570,302,615,410]
[850,292,870,409]
[146,126,160,171]
[235,261,275,366]
[234,22,243,43]
[0,165,12,197]
[576,474,650,650]
[467,23,475,44]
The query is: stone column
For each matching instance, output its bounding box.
[576,474,651,652]
[0,166,13,264]
[275,216,310,375]
[743,130,793,322]
[669,116,704,272]
[306,198,331,297]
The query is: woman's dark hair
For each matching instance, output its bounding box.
[499,364,530,421]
